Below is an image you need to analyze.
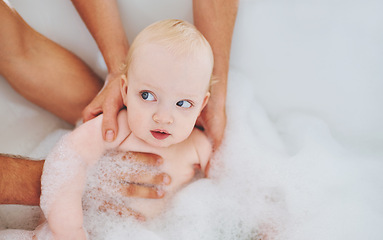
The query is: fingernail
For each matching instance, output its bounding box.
[156,158,163,165]
[163,175,170,185]
[157,189,165,197]
[106,130,114,142]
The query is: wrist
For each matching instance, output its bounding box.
[104,44,129,78]
[104,71,124,85]
[210,75,227,107]
[0,155,43,205]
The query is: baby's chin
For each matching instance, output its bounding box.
[149,137,185,148]
[141,135,187,148]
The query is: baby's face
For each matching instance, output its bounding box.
[122,43,212,148]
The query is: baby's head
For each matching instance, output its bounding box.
[120,19,214,148]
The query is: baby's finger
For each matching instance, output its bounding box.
[119,172,171,186]
[99,201,145,221]
[121,152,163,166]
[119,184,165,199]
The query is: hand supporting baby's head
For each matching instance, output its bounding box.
[120,19,214,147]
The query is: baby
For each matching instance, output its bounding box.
[36,19,214,240]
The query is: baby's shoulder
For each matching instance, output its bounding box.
[174,128,211,157]
[72,109,131,149]
[189,128,210,145]
[115,109,131,140]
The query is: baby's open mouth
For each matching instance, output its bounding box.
[151,130,171,140]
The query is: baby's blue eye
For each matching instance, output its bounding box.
[176,100,192,108]
[141,91,155,101]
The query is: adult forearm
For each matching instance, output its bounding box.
[193,0,239,100]
[71,0,129,74]
[0,1,103,125]
[0,154,43,205]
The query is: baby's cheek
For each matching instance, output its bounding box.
[127,112,143,134]
[178,121,195,141]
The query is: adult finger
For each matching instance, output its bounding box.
[198,106,226,150]
[99,201,145,221]
[119,184,165,199]
[101,99,121,142]
[82,100,103,122]
[209,120,226,150]
[119,172,171,186]
[120,152,164,166]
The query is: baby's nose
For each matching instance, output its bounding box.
[152,111,173,124]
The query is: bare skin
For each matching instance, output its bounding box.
[71,0,129,141]
[0,154,43,205]
[0,153,169,206]
[0,0,103,125]
[194,0,239,149]
[76,0,239,149]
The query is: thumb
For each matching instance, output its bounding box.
[102,104,121,142]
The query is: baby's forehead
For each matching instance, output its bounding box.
[128,43,211,92]
[130,42,212,75]
[134,41,212,63]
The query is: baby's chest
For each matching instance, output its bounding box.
[117,136,200,191]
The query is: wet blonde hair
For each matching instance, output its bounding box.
[122,19,215,87]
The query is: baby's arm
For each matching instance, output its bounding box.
[191,128,213,177]
[40,111,130,239]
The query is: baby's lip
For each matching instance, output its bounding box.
[151,129,171,140]
[152,129,169,134]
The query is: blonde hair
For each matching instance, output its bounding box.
[122,19,215,87]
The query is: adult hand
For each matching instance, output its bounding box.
[99,201,146,221]
[97,152,171,220]
[196,82,227,150]
[193,0,238,149]
[116,152,171,199]
[82,72,124,142]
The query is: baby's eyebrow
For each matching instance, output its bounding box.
[138,81,157,89]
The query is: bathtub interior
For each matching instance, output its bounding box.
[1,0,383,239]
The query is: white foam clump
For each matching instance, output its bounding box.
[276,114,383,239]
[28,133,87,240]
[40,134,86,216]
[82,151,165,240]
[0,229,34,240]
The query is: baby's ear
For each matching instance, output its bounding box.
[120,74,128,99]
[201,92,210,111]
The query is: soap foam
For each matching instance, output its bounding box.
[40,134,86,216]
